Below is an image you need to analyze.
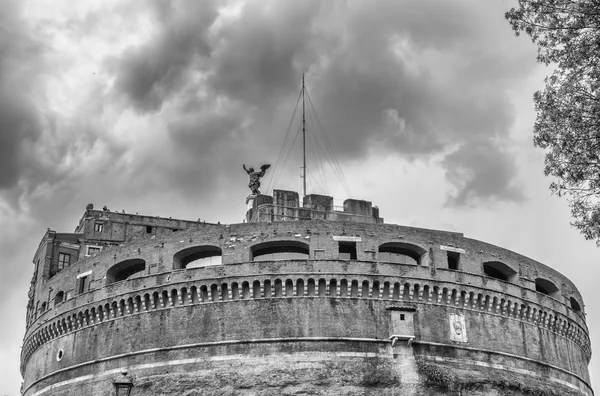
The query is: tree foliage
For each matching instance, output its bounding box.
[506,0,600,244]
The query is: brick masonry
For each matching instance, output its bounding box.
[20,200,592,396]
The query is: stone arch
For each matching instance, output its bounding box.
[483,261,518,282]
[106,259,146,285]
[372,281,381,299]
[231,282,240,300]
[378,242,427,265]
[285,279,294,296]
[307,278,316,296]
[329,279,338,297]
[221,283,229,301]
[241,282,250,299]
[264,280,272,298]
[160,290,169,308]
[383,281,391,300]
[351,280,359,298]
[361,280,369,298]
[200,285,209,302]
[250,240,310,261]
[535,278,559,297]
[318,279,327,297]
[340,279,349,297]
[180,287,188,305]
[173,245,222,269]
[252,280,261,298]
[190,287,198,304]
[274,279,283,297]
[210,284,219,302]
[296,279,305,297]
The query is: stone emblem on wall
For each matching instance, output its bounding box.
[449,313,467,342]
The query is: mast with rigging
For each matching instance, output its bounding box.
[266,75,351,200]
[302,74,307,198]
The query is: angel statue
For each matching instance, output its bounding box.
[243,164,271,195]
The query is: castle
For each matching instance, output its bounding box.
[21,190,592,395]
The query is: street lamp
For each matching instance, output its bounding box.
[113,372,133,396]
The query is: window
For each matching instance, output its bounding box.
[570,297,582,312]
[535,278,559,297]
[57,253,71,271]
[86,246,101,256]
[447,251,460,270]
[483,261,517,282]
[54,291,65,306]
[78,275,90,294]
[338,242,357,260]
[106,259,146,285]
[251,241,310,261]
[173,246,222,269]
[146,226,153,234]
[378,243,425,265]
[94,223,103,232]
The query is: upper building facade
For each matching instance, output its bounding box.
[21,190,592,396]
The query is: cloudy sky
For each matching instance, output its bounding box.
[1,0,598,393]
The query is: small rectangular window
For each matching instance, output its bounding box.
[339,242,357,260]
[78,276,90,294]
[400,314,405,321]
[447,251,460,270]
[58,253,71,271]
[146,225,153,234]
[94,223,103,232]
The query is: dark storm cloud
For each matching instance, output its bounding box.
[107,0,535,206]
[113,0,219,113]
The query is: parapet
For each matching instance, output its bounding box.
[246,189,384,224]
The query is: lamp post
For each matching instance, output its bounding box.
[113,372,133,396]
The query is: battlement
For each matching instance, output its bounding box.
[246,189,384,223]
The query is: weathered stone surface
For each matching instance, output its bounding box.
[20,197,592,396]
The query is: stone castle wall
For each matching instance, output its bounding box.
[21,219,592,395]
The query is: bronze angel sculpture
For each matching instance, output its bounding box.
[243,164,271,195]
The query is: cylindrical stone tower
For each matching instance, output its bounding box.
[20,192,592,395]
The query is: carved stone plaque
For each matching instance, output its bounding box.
[449,313,467,343]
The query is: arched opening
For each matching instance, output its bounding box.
[106,259,146,285]
[378,242,426,265]
[173,246,222,269]
[251,240,310,261]
[483,261,517,282]
[285,279,294,296]
[307,279,316,296]
[297,279,305,297]
[263,280,272,298]
[252,280,261,298]
[535,278,559,297]
[570,297,582,312]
